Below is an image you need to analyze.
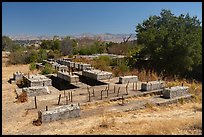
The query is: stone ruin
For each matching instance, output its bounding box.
[22,86,50,97]
[57,71,79,83]
[37,104,80,123]
[163,86,189,99]
[23,74,52,87]
[13,71,24,81]
[141,80,165,91]
[82,69,112,80]
[119,76,138,84]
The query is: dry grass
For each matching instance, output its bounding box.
[2,55,202,135]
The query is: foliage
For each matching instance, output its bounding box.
[2,36,13,51]
[41,63,55,75]
[29,62,36,71]
[135,9,202,81]
[60,36,77,55]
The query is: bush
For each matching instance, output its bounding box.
[29,62,36,71]
[41,63,54,75]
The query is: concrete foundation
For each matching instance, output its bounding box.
[82,69,112,80]
[163,86,189,99]
[57,71,79,83]
[119,76,138,84]
[22,86,50,96]
[38,104,80,123]
[23,74,52,87]
[141,80,165,91]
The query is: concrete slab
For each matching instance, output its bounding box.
[57,71,79,83]
[82,69,112,80]
[119,76,138,84]
[22,86,51,96]
[141,80,165,91]
[23,74,52,87]
[38,104,80,123]
[163,86,189,99]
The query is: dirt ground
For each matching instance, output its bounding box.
[2,56,202,135]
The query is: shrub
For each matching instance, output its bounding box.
[29,62,36,71]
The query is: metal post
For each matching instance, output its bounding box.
[108,84,110,91]
[64,90,65,97]
[88,90,90,102]
[133,82,134,91]
[93,89,95,97]
[68,92,70,101]
[107,89,108,97]
[58,94,61,105]
[135,82,137,91]
[122,96,124,105]
[66,96,68,105]
[46,106,48,111]
[101,90,103,100]
[34,96,37,109]
[117,87,120,97]
[71,91,73,102]
[114,85,115,93]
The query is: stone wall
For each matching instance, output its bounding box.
[163,86,189,99]
[119,76,138,84]
[141,80,165,91]
[38,104,80,123]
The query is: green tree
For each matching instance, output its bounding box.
[2,36,13,51]
[136,9,202,80]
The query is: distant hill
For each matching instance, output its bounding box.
[7,33,136,43]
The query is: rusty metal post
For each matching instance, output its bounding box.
[117,87,120,97]
[114,85,116,93]
[135,82,137,91]
[71,91,73,102]
[108,84,110,91]
[107,89,108,98]
[122,96,124,105]
[88,90,90,102]
[133,82,134,91]
[93,89,95,97]
[46,106,48,111]
[68,92,70,101]
[58,94,61,105]
[66,96,68,105]
[64,90,66,97]
[101,90,103,100]
[34,96,37,109]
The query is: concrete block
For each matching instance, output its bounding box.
[82,69,112,80]
[38,104,80,123]
[119,76,138,84]
[13,71,24,81]
[23,74,52,87]
[74,62,80,69]
[163,86,189,99]
[22,86,50,96]
[141,80,165,91]
[57,71,79,83]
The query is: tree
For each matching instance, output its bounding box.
[2,36,13,51]
[136,9,202,80]
[60,36,76,55]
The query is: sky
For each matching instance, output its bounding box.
[2,2,202,36]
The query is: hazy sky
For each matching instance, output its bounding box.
[2,2,202,36]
